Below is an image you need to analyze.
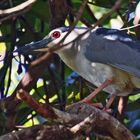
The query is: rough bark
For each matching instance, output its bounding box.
[0,125,84,140]
[0,102,135,140]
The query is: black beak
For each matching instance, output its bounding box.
[14,37,52,55]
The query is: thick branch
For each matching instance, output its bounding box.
[17,89,57,119]
[12,89,136,139]
[0,101,135,140]
[16,89,80,124]
[0,125,83,140]
[68,103,135,140]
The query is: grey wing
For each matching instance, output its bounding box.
[83,29,140,77]
[111,64,140,77]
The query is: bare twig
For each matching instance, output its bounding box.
[70,8,92,27]
[0,0,36,16]
[120,24,140,30]
[0,0,36,23]
[80,0,123,36]
[86,4,98,22]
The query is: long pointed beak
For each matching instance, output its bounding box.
[14,36,52,55]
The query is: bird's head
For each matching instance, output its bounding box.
[14,26,88,55]
[45,27,68,48]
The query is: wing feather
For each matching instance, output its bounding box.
[83,28,140,77]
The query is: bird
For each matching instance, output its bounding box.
[14,26,140,109]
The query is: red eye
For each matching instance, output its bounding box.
[52,31,61,38]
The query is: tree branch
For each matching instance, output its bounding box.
[68,103,135,140]
[0,0,36,16]
[0,0,36,22]
[11,89,136,139]
[0,125,83,140]
[0,100,135,140]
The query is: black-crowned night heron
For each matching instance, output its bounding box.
[15,27,140,109]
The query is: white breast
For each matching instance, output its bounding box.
[58,48,118,94]
[57,44,139,96]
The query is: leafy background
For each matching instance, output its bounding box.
[0,0,140,139]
